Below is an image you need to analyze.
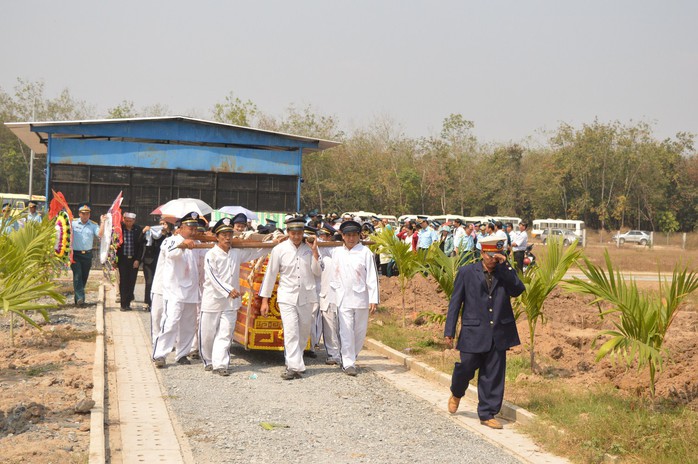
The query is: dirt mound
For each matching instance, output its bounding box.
[378,275,698,409]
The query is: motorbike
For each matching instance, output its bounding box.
[523,244,536,273]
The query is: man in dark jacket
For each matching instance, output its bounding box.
[444,235,525,429]
[116,212,144,311]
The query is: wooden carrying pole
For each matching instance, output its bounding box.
[192,239,374,249]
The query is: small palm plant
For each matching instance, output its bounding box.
[371,227,423,327]
[1,216,67,342]
[564,251,698,397]
[417,244,477,324]
[514,235,582,373]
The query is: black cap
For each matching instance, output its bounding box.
[340,220,361,234]
[213,217,235,234]
[180,211,200,226]
[304,225,318,235]
[318,222,337,235]
[231,213,247,224]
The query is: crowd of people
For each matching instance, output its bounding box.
[2,201,529,429]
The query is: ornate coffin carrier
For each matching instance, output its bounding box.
[235,257,285,351]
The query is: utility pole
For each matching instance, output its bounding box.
[28,102,36,198]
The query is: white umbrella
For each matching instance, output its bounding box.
[158,198,213,218]
[218,206,258,221]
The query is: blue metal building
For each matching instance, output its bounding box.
[6,117,339,220]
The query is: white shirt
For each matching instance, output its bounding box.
[317,254,336,311]
[160,235,205,304]
[511,230,528,252]
[201,244,268,312]
[453,226,466,250]
[259,239,321,306]
[327,243,379,308]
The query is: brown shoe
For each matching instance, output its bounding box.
[448,395,460,414]
[480,418,503,429]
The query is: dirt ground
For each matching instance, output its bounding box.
[0,297,96,464]
[378,262,698,409]
[0,243,695,463]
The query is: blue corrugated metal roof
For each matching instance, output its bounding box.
[5,116,340,155]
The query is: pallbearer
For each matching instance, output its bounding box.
[199,215,274,376]
[326,220,379,376]
[152,212,205,368]
[259,217,321,380]
[314,222,342,365]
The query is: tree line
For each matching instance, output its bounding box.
[1,78,696,232]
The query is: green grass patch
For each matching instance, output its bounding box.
[519,383,698,464]
[368,310,698,464]
[23,362,60,377]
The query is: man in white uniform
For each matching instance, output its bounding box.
[259,217,321,380]
[313,222,341,365]
[199,215,274,376]
[327,220,379,376]
[152,212,205,368]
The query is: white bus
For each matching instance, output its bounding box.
[532,219,585,238]
[464,216,521,227]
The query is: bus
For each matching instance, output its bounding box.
[531,219,585,238]
[464,216,521,228]
[0,193,47,215]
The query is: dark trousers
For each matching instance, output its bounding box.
[70,251,93,303]
[143,261,156,307]
[513,250,525,273]
[117,256,138,308]
[450,342,507,421]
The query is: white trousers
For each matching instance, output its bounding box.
[337,306,370,369]
[199,310,237,370]
[152,299,197,362]
[191,303,202,353]
[150,292,165,347]
[310,303,321,349]
[318,304,341,361]
[278,301,314,373]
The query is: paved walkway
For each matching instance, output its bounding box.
[102,282,567,463]
[105,286,191,463]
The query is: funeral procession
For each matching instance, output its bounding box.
[2,5,698,462]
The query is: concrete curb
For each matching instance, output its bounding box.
[88,285,106,464]
[364,338,536,426]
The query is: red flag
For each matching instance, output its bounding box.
[108,192,124,246]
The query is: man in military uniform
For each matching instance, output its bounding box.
[444,235,525,429]
[71,202,104,306]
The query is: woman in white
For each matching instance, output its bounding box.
[199,215,273,376]
[327,220,379,376]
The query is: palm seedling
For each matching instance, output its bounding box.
[1,216,67,344]
[514,235,582,373]
[370,227,423,327]
[564,251,698,397]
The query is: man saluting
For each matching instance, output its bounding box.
[444,235,525,430]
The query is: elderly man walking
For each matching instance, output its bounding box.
[444,235,525,430]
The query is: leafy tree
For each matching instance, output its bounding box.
[107,100,138,118]
[564,251,698,397]
[657,210,679,244]
[212,92,259,127]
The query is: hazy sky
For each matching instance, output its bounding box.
[2,1,696,143]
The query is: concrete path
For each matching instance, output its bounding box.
[104,285,192,463]
[101,280,567,463]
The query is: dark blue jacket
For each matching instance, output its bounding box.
[444,261,525,353]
